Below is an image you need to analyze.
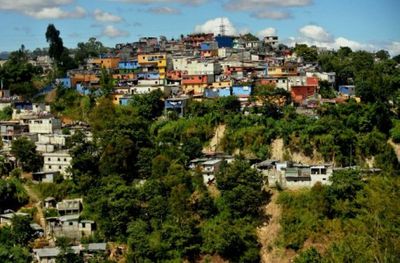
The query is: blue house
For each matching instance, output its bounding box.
[56,78,72,88]
[76,84,92,96]
[137,72,160,80]
[119,60,139,73]
[218,88,231,97]
[232,86,252,97]
[215,36,234,48]
[119,96,133,106]
[204,89,219,98]
[338,85,356,96]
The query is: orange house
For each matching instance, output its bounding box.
[291,85,317,104]
[71,73,99,87]
[167,70,183,80]
[91,57,120,69]
[182,75,210,95]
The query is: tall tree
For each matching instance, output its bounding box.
[45,24,64,63]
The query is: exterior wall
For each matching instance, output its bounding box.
[186,61,221,75]
[291,86,317,104]
[268,65,297,77]
[37,134,67,146]
[339,85,356,96]
[138,54,167,68]
[232,86,252,96]
[218,88,231,97]
[43,152,72,175]
[29,118,62,134]
[118,61,139,70]
[91,57,120,69]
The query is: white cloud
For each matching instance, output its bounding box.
[299,25,332,42]
[0,0,90,20]
[257,27,277,38]
[252,10,290,19]
[386,41,400,56]
[113,0,206,5]
[146,6,181,14]
[224,0,312,11]
[94,9,123,23]
[194,17,237,36]
[0,0,73,11]
[285,25,380,52]
[102,25,129,38]
[26,6,86,19]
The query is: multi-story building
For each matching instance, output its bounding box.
[28,117,62,134]
[43,151,72,176]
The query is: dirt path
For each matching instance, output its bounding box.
[258,190,293,263]
[203,124,226,154]
[24,185,46,229]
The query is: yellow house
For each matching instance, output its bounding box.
[111,93,125,105]
[211,81,232,89]
[138,53,167,79]
[182,83,208,95]
[268,65,298,77]
[92,57,120,69]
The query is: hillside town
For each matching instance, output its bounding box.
[0,21,399,263]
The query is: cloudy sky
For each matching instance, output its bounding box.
[0,0,399,55]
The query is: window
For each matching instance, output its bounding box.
[48,158,51,161]
[64,158,67,162]
[59,166,62,169]
[69,222,73,226]
[48,165,52,169]
[81,223,86,228]
[57,158,60,161]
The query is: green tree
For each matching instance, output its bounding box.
[46,24,64,64]
[11,137,43,172]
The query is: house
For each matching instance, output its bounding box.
[261,161,333,188]
[56,198,83,215]
[33,243,107,263]
[118,60,139,74]
[89,57,120,69]
[338,85,356,96]
[44,197,56,208]
[46,214,95,240]
[290,85,318,105]
[137,53,167,79]
[29,117,62,134]
[263,36,279,48]
[182,75,213,95]
[33,247,80,263]
[32,171,60,183]
[43,151,72,176]
[306,72,336,84]
[200,159,223,185]
[232,86,252,97]
[0,212,29,225]
[267,64,298,77]
[0,121,28,144]
[165,97,189,117]
[56,78,72,88]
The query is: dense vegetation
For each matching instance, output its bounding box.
[1,27,400,261]
[279,171,400,262]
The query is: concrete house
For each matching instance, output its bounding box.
[56,198,83,215]
[261,161,333,188]
[29,117,62,134]
[200,159,223,185]
[43,151,72,176]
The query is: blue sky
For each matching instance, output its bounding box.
[0,0,399,55]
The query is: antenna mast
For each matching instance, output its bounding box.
[219,18,226,36]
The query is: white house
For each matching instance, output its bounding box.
[29,117,61,134]
[43,151,72,176]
